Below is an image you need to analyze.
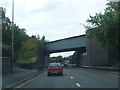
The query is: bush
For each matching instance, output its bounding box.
[16,57,37,64]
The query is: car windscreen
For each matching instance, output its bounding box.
[49,63,60,67]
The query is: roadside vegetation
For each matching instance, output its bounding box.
[72,2,120,67]
[85,2,120,48]
[1,7,46,64]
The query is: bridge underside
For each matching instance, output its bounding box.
[47,47,86,54]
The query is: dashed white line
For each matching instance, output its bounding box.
[70,76,74,79]
[76,83,81,88]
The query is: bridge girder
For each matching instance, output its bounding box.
[45,34,86,54]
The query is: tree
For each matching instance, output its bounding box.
[41,36,45,41]
[16,39,39,63]
[49,55,63,63]
[1,7,29,58]
[19,39,38,58]
[16,35,47,64]
[85,2,120,48]
[1,7,6,19]
[1,7,12,57]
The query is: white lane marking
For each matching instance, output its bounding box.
[76,83,81,88]
[70,76,74,79]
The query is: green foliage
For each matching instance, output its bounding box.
[18,39,39,59]
[2,8,12,57]
[1,7,6,19]
[14,27,29,60]
[49,55,73,64]
[16,34,47,64]
[1,7,29,58]
[85,2,120,48]
[49,55,63,63]
[16,57,37,64]
[68,64,76,67]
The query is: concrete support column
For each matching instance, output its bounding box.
[36,51,50,72]
[36,50,45,72]
[76,48,86,67]
[44,54,49,68]
[76,52,82,67]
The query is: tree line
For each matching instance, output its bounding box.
[85,1,120,48]
[48,55,72,64]
[1,7,46,64]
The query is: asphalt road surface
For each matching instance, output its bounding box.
[15,68,119,88]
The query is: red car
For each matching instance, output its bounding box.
[47,63,63,76]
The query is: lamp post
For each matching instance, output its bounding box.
[11,0,14,73]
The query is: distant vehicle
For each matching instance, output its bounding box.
[47,63,63,76]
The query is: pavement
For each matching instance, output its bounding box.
[2,67,45,88]
[80,66,120,75]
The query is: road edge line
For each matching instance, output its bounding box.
[5,70,45,88]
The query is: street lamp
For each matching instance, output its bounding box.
[11,0,14,73]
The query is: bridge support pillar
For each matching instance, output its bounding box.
[44,53,50,68]
[73,48,86,67]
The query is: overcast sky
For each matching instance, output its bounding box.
[0,0,108,57]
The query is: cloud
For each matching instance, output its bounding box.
[0,0,11,8]
[24,0,48,12]
[24,0,107,39]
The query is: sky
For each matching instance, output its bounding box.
[0,0,108,57]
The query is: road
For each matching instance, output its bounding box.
[15,68,119,88]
